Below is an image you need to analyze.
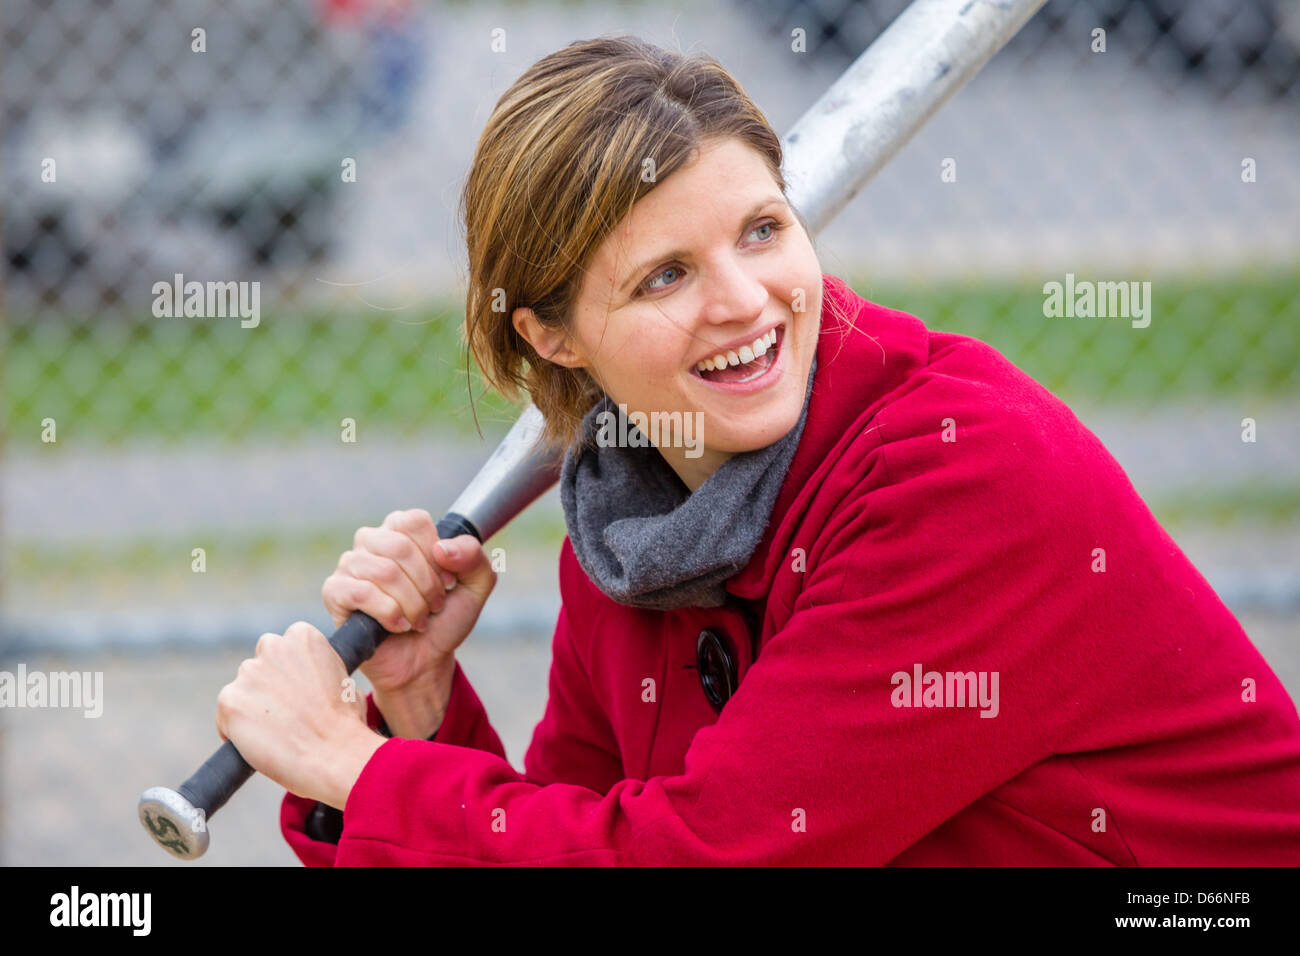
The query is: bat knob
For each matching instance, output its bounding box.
[139,786,210,860]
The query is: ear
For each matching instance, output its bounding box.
[513,306,587,369]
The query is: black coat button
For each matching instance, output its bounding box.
[697,629,738,713]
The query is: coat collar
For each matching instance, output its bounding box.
[724,273,928,602]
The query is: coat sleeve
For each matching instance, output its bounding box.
[314,412,1121,864]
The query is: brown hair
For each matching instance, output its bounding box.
[460,34,819,454]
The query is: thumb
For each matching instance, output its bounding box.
[433,534,496,600]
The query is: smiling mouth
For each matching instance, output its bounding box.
[691,324,784,385]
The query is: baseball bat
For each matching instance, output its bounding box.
[139,0,1048,860]
[139,405,561,859]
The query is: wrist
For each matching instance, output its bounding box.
[371,657,456,740]
[370,654,457,699]
[315,721,387,811]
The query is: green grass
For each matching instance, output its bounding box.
[1145,481,1300,526]
[850,265,1300,404]
[4,266,1298,444]
[3,302,521,445]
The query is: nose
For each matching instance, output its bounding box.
[697,254,767,329]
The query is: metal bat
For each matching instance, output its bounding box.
[138,406,561,859]
[140,0,1047,860]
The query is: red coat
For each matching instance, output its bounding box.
[282,273,1300,865]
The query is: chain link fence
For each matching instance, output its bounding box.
[2,0,1298,864]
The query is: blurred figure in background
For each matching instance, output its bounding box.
[321,0,425,135]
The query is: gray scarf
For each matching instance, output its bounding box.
[559,356,817,610]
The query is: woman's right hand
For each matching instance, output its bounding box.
[321,508,498,696]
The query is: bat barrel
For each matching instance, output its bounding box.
[782,0,1048,233]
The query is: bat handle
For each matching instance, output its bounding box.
[139,513,481,860]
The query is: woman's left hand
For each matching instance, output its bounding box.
[216,621,387,809]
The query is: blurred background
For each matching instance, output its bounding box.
[2,0,1297,865]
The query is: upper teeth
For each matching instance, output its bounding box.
[696,328,778,372]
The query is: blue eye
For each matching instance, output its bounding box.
[645,265,682,292]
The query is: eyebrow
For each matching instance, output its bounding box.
[618,195,788,295]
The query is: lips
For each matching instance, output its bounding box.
[692,323,782,373]
[691,324,784,386]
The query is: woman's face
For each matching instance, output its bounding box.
[514,136,823,491]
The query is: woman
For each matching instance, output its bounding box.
[216,35,1300,865]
